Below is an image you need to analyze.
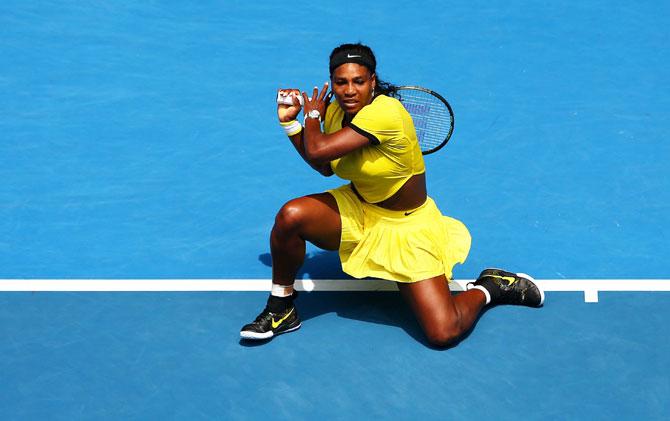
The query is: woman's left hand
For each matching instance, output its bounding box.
[302,82,330,121]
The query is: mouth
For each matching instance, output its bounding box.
[342,99,359,109]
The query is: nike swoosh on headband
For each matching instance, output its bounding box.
[347,54,362,58]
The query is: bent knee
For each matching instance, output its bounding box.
[423,320,462,348]
[274,200,307,233]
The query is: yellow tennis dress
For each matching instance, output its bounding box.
[324,95,471,283]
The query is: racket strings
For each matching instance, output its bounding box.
[399,90,453,152]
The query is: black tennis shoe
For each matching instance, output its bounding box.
[468,268,545,307]
[240,303,301,340]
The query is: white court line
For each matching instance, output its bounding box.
[1,279,669,302]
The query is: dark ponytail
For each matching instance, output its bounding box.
[375,78,400,99]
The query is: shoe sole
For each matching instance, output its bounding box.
[240,323,302,340]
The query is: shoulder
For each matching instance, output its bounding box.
[353,95,403,127]
[366,95,402,113]
[349,95,406,144]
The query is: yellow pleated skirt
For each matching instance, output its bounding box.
[327,184,472,283]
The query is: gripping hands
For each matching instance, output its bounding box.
[276,82,330,123]
[277,89,303,123]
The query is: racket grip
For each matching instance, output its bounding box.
[277,92,304,106]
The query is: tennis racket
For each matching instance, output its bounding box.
[277,86,454,155]
[395,86,454,155]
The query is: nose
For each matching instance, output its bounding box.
[345,82,355,96]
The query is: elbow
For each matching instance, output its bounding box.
[305,145,331,166]
[304,130,335,165]
[303,143,332,175]
[318,164,334,177]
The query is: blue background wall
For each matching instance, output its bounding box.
[2,1,668,280]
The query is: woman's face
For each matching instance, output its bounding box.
[331,63,376,116]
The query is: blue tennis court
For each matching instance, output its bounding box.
[1,1,668,419]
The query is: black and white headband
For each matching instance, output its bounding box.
[329,50,376,75]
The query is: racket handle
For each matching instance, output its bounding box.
[277,91,305,106]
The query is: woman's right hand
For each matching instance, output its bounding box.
[277,89,302,122]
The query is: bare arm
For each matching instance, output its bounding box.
[301,84,371,166]
[277,88,333,176]
[286,127,334,176]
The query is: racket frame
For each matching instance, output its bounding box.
[396,85,454,155]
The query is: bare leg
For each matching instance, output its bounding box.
[398,275,486,348]
[239,193,343,339]
[270,193,342,286]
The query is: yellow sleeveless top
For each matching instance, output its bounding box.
[324,95,426,203]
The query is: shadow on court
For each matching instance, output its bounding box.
[250,251,491,348]
[258,250,348,279]
[238,290,431,347]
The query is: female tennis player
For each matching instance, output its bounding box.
[240,43,544,347]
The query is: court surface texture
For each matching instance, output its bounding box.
[1,1,668,419]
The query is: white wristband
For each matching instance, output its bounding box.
[279,120,303,136]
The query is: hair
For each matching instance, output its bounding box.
[328,43,400,99]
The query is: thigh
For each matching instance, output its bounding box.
[279,192,342,251]
[397,275,457,330]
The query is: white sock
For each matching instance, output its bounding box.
[271,283,294,298]
[467,284,491,305]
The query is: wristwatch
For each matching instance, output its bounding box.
[304,109,321,122]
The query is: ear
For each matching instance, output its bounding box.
[371,73,377,88]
